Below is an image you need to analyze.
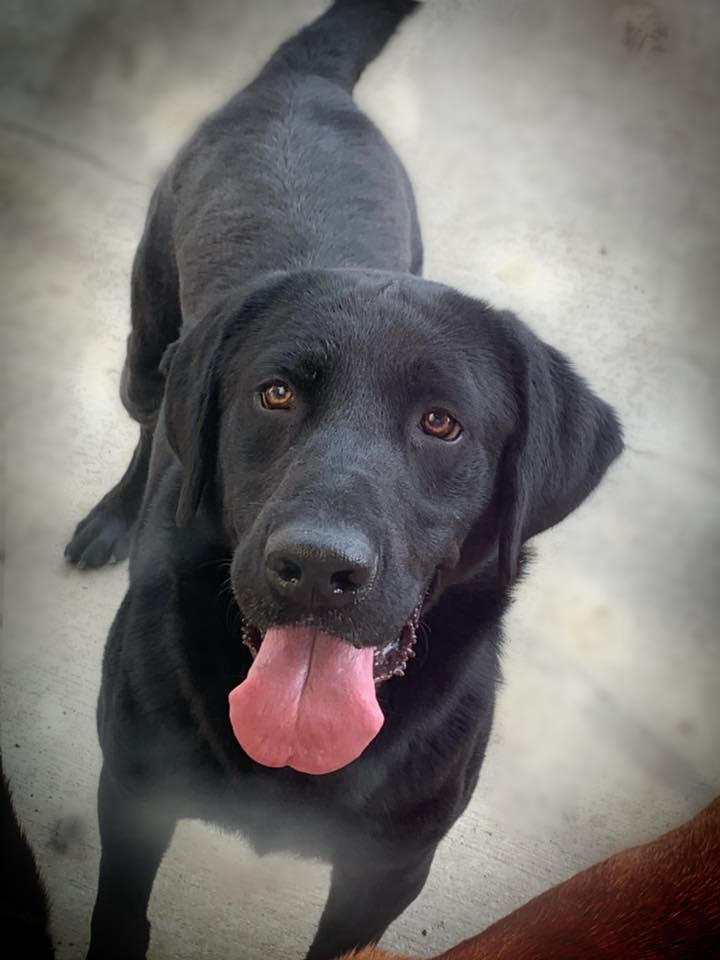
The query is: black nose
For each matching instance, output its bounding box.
[264,526,377,609]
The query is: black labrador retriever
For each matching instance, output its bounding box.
[65,1,623,958]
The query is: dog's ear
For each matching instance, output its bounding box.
[162,271,294,526]
[495,316,623,585]
[163,317,227,526]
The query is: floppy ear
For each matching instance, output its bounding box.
[163,317,227,526]
[163,271,294,525]
[496,319,623,585]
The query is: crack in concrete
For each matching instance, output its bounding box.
[0,113,149,190]
[626,444,720,488]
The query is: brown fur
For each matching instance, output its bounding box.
[346,798,720,960]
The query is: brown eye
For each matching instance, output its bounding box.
[421,409,463,441]
[260,382,294,410]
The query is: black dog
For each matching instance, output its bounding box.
[1,752,55,958]
[65,1,622,957]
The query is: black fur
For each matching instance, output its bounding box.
[65,1,622,958]
[1,753,55,958]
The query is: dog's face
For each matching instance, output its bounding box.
[217,274,515,659]
[164,269,622,773]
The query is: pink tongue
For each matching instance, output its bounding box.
[228,626,384,775]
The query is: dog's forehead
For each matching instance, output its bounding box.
[243,276,479,390]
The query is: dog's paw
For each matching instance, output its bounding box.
[64,500,134,569]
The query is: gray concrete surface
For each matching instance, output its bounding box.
[2,0,719,957]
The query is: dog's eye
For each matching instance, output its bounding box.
[260,382,294,410]
[421,409,462,441]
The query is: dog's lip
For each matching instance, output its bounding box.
[371,598,423,682]
[239,597,424,684]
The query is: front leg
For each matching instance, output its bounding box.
[87,765,176,960]
[305,847,435,960]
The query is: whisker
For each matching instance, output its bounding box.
[414,620,432,671]
[216,572,244,635]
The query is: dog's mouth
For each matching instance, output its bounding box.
[229,596,425,776]
[239,599,422,685]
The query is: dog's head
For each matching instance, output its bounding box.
[163,269,622,773]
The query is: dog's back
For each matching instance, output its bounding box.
[348,798,720,960]
[163,0,422,324]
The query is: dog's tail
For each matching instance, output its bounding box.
[263,0,420,93]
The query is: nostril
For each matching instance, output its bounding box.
[329,569,359,595]
[270,557,302,585]
[264,528,377,606]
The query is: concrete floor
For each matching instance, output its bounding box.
[2,0,719,957]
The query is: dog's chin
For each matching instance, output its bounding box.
[238,598,424,685]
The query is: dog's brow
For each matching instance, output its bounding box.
[400,354,472,402]
[255,340,339,384]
